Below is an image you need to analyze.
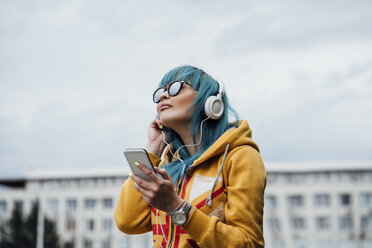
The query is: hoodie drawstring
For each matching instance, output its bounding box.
[206,143,230,207]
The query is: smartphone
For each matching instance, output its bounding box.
[123,148,158,181]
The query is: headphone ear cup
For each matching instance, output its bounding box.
[204,95,225,119]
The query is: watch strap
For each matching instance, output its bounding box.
[182,202,192,216]
[167,200,185,216]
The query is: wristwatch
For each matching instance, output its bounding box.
[170,202,192,226]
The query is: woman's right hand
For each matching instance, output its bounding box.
[145,118,167,157]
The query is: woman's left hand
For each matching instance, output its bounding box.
[131,163,184,213]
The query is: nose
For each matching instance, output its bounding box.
[159,90,169,102]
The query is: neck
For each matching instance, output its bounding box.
[173,125,200,156]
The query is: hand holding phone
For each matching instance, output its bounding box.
[124,148,161,181]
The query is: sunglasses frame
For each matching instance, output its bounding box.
[152,80,191,103]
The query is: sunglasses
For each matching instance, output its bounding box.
[152,81,191,103]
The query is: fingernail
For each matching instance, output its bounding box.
[134,161,140,166]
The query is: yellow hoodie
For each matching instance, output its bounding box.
[114,120,266,248]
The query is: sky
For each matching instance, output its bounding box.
[0,0,372,177]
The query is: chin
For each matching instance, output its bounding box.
[159,111,192,130]
[159,113,171,126]
[159,117,174,129]
[159,115,181,129]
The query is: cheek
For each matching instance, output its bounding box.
[179,92,197,109]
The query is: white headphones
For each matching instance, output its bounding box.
[204,81,225,119]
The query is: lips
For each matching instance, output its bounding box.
[160,103,172,111]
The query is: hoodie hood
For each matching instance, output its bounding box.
[192,120,259,167]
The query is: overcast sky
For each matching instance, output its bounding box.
[1,0,371,177]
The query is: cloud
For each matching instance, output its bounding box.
[213,1,372,56]
[1,0,372,176]
[251,59,372,161]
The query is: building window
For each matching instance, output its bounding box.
[316,217,331,230]
[287,195,304,208]
[339,216,353,230]
[84,240,93,248]
[361,216,372,231]
[102,240,111,248]
[349,171,361,182]
[47,199,58,213]
[109,177,116,186]
[314,194,330,206]
[290,217,306,230]
[267,173,278,183]
[323,172,331,182]
[66,218,76,231]
[265,195,277,209]
[61,179,72,188]
[78,179,89,188]
[360,193,372,207]
[100,178,108,186]
[84,199,96,209]
[268,218,281,232]
[86,219,94,232]
[66,199,77,212]
[102,198,113,209]
[339,194,352,207]
[102,219,112,232]
[286,173,306,183]
[336,172,345,182]
[0,201,6,214]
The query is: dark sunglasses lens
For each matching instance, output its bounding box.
[168,81,182,96]
[153,88,164,103]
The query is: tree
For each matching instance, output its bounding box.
[24,201,38,248]
[43,216,60,248]
[0,204,29,248]
[0,201,61,248]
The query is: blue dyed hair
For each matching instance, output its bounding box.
[158,65,240,184]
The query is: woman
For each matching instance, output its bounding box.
[114,65,266,248]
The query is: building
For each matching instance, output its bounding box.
[0,167,152,248]
[1,160,372,248]
[264,160,372,248]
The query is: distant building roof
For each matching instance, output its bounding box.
[265,160,372,172]
[24,166,130,180]
[0,160,371,186]
[0,166,130,187]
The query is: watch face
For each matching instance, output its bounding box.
[173,212,187,225]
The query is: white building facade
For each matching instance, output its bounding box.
[0,161,372,248]
[264,161,372,248]
[0,168,152,248]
